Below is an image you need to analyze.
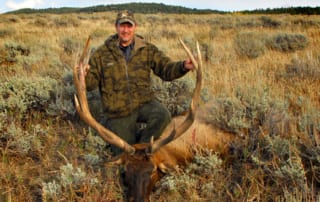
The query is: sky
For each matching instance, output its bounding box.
[1,0,319,14]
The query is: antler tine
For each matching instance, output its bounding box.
[74,36,135,154]
[148,39,203,154]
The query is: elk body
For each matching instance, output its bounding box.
[74,37,235,202]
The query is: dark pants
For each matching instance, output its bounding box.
[101,100,171,155]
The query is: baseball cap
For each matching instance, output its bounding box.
[115,10,136,26]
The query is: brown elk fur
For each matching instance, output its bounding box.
[150,114,235,172]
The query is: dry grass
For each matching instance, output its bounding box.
[0,12,319,201]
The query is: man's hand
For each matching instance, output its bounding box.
[183,58,195,70]
[83,64,90,76]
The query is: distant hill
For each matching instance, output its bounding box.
[4,3,320,15]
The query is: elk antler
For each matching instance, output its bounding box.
[73,36,136,154]
[148,38,203,153]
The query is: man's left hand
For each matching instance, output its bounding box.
[184,58,195,70]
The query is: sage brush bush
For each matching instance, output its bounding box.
[5,41,30,57]
[234,32,267,59]
[0,71,76,118]
[250,136,307,193]
[153,150,225,201]
[47,72,77,117]
[152,75,194,116]
[0,76,57,115]
[266,33,308,52]
[61,37,79,55]
[259,16,282,28]
[278,58,320,81]
[42,163,98,200]
[0,28,16,38]
[1,122,45,155]
[207,86,288,136]
[53,16,81,27]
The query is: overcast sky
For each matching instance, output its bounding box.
[1,0,319,14]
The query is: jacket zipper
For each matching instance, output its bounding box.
[124,61,133,112]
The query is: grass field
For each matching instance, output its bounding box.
[0,12,319,201]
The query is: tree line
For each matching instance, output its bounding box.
[5,3,320,15]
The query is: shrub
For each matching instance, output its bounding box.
[292,19,320,28]
[33,18,48,27]
[53,16,81,27]
[1,123,44,155]
[266,33,308,52]
[5,41,30,57]
[151,75,194,116]
[0,76,57,115]
[42,163,98,200]
[160,30,178,39]
[207,85,288,136]
[153,150,226,201]
[259,16,282,28]
[61,37,79,55]
[0,28,16,38]
[278,58,320,80]
[234,32,266,59]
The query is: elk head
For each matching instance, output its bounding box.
[73,37,202,202]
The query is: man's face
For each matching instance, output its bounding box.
[116,22,136,46]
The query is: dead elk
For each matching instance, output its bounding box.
[73,37,235,202]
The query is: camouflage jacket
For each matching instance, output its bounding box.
[86,34,188,118]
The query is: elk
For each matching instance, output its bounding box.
[73,37,235,202]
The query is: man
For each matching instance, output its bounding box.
[85,10,194,155]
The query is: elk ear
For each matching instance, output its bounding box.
[157,163,170,173]
[157,163,181,174]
